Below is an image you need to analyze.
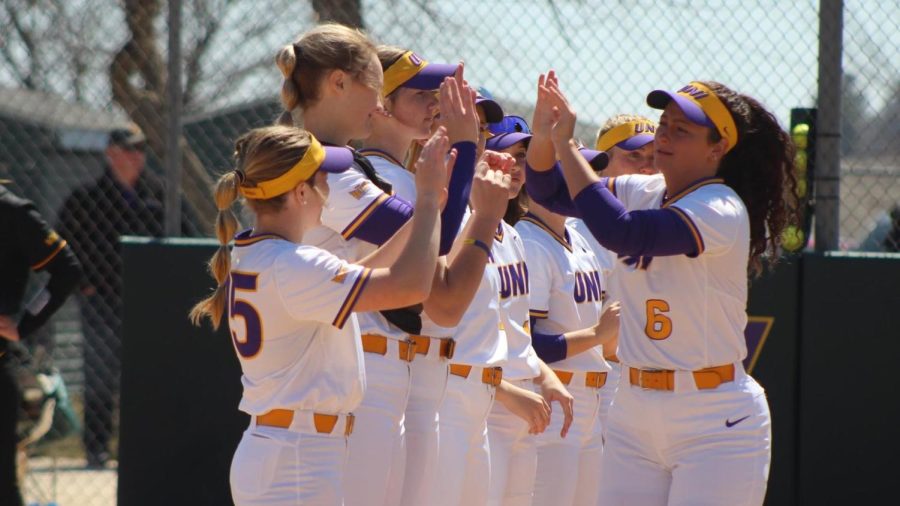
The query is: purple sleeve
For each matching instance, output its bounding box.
[524,163,581,217]
[572,182,698,257]
[439,141,476,255]
[351,195,413,245]
[530,316,567,363]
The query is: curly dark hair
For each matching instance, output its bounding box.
[701,81,799,276]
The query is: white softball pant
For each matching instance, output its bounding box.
[343,350,411,506]
[429,371,496,506]
[487,379,538,506]
[399,352,449,506]
[532,377,604,506]
[598,365,771,506]
[230,423,348,506]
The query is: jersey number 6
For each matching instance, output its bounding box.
[229,271,263,358]
[645,299,672,340]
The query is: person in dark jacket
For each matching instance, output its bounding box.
[1,184,82,505]
[56,124,197,468]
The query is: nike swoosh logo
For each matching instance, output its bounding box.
[725,415,750,428]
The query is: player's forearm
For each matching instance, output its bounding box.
[526,133,557,172]
[556,139,601,199]
[383,196,441,306]
[422,212,496,326]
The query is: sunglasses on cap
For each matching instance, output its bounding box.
[488,115,532,136]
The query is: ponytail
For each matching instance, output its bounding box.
[189,171,240,329]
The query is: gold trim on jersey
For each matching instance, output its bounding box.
[519,214,572,253]
[332,267,372,329]
[234,233,285,247]
[660,177,724,208]
[340,193,390,240]
[668,206,705,256]
[529,309,549,319]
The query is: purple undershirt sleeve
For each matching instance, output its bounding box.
[439,141,476,255]
[351,195,413,245]
[524,162,581,217]
[530,316,568,364]
[572,182,699,257]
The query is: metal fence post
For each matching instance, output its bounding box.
[815,0,843,251]
[165,0,183,236]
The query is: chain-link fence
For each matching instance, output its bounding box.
[0,0,897,504]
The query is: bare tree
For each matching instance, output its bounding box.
[312,0,364,28]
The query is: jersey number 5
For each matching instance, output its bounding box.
[229,272,263,358]
[645,299,672,340]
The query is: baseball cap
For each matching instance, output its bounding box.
[239,135,353,199]
[596,120,657,152]
[108,123,146,148]
[485,115,532,151]
[475,94,504,124]
[578,148,609,172]
[382,51,457,97]
[646,81,738,152]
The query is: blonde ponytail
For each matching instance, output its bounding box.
[190,171,240,329]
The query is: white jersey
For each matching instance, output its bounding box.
[228,230,371,416]
[568,217,617,303]
[517,215,609,373]
[451,213,534,374]
[367,153,456,339]
[606,174,750,370]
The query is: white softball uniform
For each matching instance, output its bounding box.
[367,154,456,506]
[517,215,608,506]
[594,174,771,506]
[431,216,526,506]
[487,221,541,506]
[227,231,371,505]
[569,216,622,437]
[303,160,414,506]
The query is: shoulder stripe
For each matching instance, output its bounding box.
[668,206,705,256]
[519,215,572,253]
[332,267,372,329]
[31,239,67,271]
[234,234,284,247]
[661,177,724,208]
[607,176,617,197]
[529,309,549,319]
[341,193,390,240]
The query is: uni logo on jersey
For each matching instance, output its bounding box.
[498,261,529,300]
[573,270,602,303]
[349,180,370,200]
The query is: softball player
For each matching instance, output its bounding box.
[189,125,453,505]
[526,72,797,505]
[473,117,579,506]
[488,116,620,505]
[568,114,659,436]
[349,47,486,506]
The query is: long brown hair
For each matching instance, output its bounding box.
[274,23,378,126]
[189,126,319,329]
[702,81,799,276]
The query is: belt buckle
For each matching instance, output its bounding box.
[402,339,416,362]
[345,413,355,436]
[483,366,502,387]
[443,338,456,360]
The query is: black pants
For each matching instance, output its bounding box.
[0,355,24,506]
[80,295,121,461]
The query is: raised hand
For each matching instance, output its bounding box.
[414,126,455,206]
[439,63,479,145]
[469,150,514,222]
[542,75,578,147]
[531,70,560,138]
